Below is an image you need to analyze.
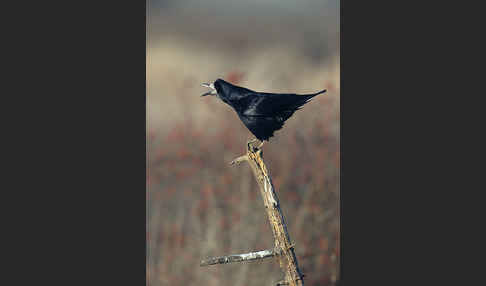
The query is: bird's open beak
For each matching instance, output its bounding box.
[201,82,217,96]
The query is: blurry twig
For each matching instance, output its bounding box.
[230,155,248,165]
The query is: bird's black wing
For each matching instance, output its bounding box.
[237,89,326,141]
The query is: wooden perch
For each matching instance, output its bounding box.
[200,141,304,286]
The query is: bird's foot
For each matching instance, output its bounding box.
[247,138,258,149]
[247,138,264,151]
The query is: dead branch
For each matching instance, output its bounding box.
[200,141,304,286]
[200,249,276,266]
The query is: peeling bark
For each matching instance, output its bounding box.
[200,249,276,266]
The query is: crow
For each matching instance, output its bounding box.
[201,78,326,148]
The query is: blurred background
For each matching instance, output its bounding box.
[147,0,340,285]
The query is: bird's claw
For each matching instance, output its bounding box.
[247,138,265,151]
[247,138,258,150]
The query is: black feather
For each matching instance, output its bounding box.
[211,78,326,141]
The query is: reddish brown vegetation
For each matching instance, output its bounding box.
[147,79,340,285]
[226,71,245,85]
[147,31,340,284]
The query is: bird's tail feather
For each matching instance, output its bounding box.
[309,89,327,97]
[302,89,327,104]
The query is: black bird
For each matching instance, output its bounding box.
[201,78,326,148]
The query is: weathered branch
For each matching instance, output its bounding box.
[200,249,276,266]
[200,141,304,286]
[231,142,304,286]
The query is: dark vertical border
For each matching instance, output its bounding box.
[341,1,474,285]
[9,1,148,285]
[74,1,148,285]
[342,1,428,285]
